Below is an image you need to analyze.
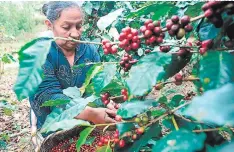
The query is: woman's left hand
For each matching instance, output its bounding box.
[106,100,119,111]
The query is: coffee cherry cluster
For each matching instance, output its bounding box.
[177,42,192,57]
[224,40,234,48]
[140,19,165,45]
[123,127,145,142]
[101,92,111,105]
[154,83,164,90]
[199,39,213,55]
[166,15,192,39]
[120,53,138,72]
[102,39,118,55]
[97,130,119,147]
[118,27,141,52]
[160,45,171,53]
[202,1,234,28]
[174,73,183,85]
[134,115,149,127]
[51,130,108,152]
[121,88,128,101]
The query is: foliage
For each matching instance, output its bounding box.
[0,2,38,37]
[13,1,234,152]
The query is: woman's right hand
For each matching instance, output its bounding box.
[89,107,117,124]
[75,107,117,124]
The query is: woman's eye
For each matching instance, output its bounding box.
[76,24,82,29]
[62,26,70,30]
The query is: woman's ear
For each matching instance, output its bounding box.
[45,19,53,30]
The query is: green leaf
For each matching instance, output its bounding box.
[169,95,184,107]
[126,123,161,152]
[41,96,98,133]
[101,79,125,96]
[93,64,117,95]
[199,21,220,41]
[210,140,234,152]
[63,87,81,99]
[126,52,171,96]
[117,99,157,119]
[199,51,234,91]
[0,140,7,150]
[76,127,95,152]
[83,2,93,15]
[158,96,168,104]
[97,8,123,30]
[152,130,206,152]
[96,145,112,152]
[151,108,166,117]
[183,83,234,126]
[85,137,95,145]
[42,119,90,133]
[13,37,53,100]
[1,53,16,63]
[162,117,174,130]
[41,99,70,107]
[80,64,103,94]
[116,123,135,136]
[3,108,13,116]
[165,54,192,79]
[185,2,204,17]
[126,3,174,20]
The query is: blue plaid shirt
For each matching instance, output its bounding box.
[29,41,100,129]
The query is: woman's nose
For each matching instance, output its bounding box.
[69,28,81,39]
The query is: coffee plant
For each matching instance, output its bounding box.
[13,1,234,152]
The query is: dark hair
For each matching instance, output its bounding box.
[42,1,84,23]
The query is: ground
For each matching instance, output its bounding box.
[0,63,33,152]
[0,24,46,152]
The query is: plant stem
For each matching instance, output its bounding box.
[94,120,135,127]
[145,101,192,128]
[54,37,102,45]
[110,95,124,100]
[157,77,200,86]
[173,113,204,124]
[193,128,221,133]
[172,115,179,131]
[162,14,206,32]
[54,14,206,46]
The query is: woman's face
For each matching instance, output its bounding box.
[50,7,83,51]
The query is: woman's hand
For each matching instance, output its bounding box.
[106,100,120,111]
[75,107,117,124]
[89,107,117,124]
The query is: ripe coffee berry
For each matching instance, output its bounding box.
[118,27,140,52]
[101,92,110,105]
[136,127,145,135]
[119,139,125,148]
[160,46,171,53]
[175,73,183,82]
[102,39,118,55]
[115,115,122,122]
[154,83,164,90]
[120,53,137,72]
[121,89,128,95]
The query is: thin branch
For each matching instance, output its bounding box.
[145,101,192,127]
[173,113,204,124]
[94,120,135,127]
[110,95,124,100]
[162,14,206,32]
[172,115,179,131]
[54,37,102,45]
[193,128,221,133]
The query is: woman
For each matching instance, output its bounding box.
[30,1,117,142]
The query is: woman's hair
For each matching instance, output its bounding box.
[42,1,84,23]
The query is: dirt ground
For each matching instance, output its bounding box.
[0,63,33,152]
